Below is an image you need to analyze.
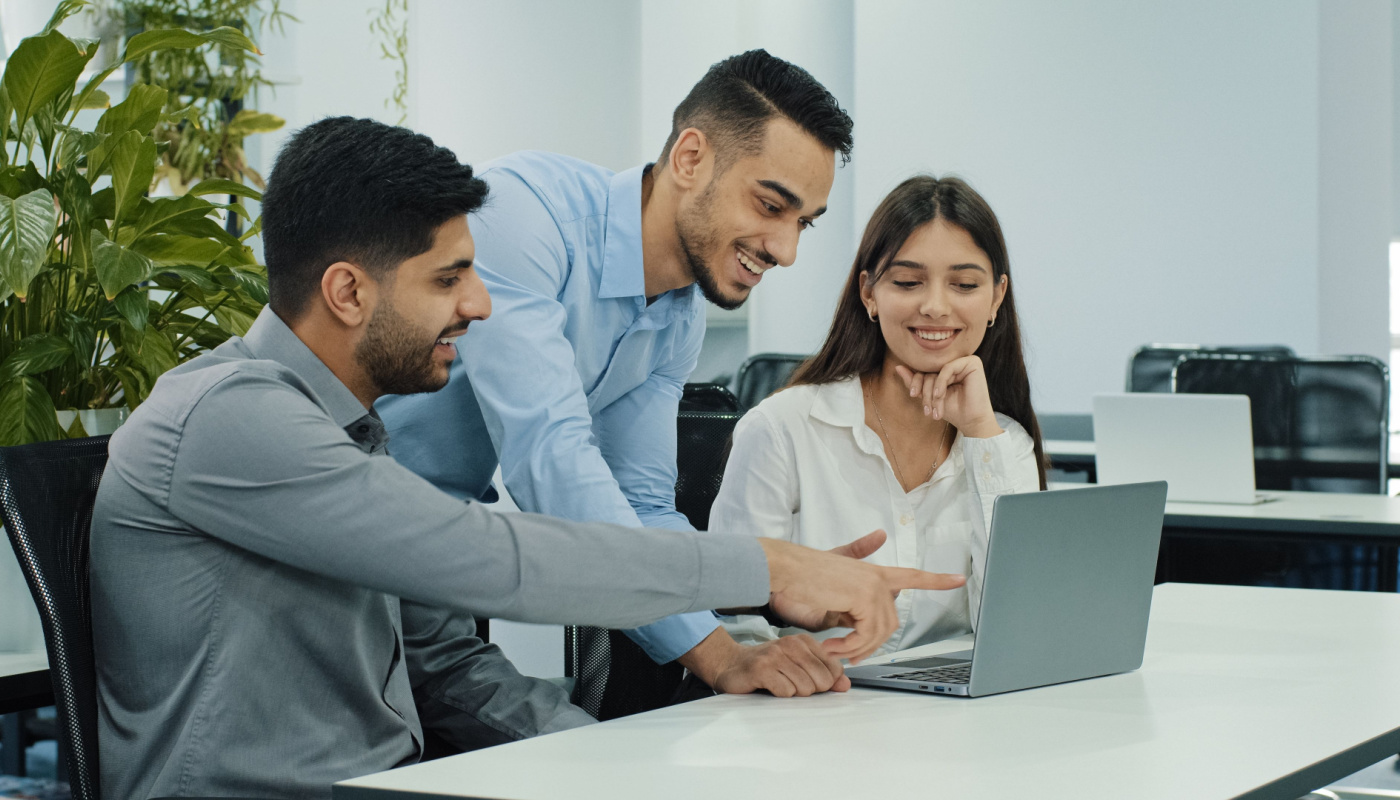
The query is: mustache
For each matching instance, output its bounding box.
[740,244,777,267]
[438,323,471,339]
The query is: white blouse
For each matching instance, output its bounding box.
[711,375,1041,658]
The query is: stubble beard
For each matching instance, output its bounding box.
[355,295,450,396]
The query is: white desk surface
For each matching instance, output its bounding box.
[335,584,1400,800]
[1046,436,1400,465]
[0,651,47,679]
[1046,481,1400,535]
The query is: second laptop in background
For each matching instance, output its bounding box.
[1093,392,1273,504]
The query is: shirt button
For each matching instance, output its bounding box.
[982,452,992,464]
[899,514,913,526]
[983,471,993,481]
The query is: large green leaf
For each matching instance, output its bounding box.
[92,229,154,299]
[0,189,58,299]
[121,325,178,379]
[132,194,218,241]
[96,84,168,137]
[122,26,260,65]
[0,377,62,445]
[132,233,229,267]
[113,287,150,331]
[106,132,157,224]
[0,333,74,380]
[1,30,88,130]
[188,179,263,202]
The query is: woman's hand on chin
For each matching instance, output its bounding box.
[895,358,1003,438]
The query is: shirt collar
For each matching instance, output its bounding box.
[809,375,965,474]
[241,305,373,430]
[598,163,649,300]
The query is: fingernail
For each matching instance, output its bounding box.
[932,408,941,420]
[924,405,931,415]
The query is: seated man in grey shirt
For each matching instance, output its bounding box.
[90,116,963,799]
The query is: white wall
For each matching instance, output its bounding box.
[1318,0,1391,359]
[854,0,1348,413]
[412,1,640,172]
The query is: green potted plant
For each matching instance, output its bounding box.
[0,0,269,444]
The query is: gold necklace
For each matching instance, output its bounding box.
[864,378,954,489]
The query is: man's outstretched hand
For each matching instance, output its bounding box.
[759,534,966,664]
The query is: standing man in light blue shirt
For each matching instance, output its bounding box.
[379,50,855,701]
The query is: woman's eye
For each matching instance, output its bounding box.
[956,283,979,291]
[893,280,920,289]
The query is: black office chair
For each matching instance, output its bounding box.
[680,382,742,413]
[0,437,266,800]
[566,409,743,722]
[1127,343,1295,393]
[0,437,110,800]
[734,353,807,409]
[1167,354,1391,591]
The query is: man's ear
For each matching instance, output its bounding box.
[668,127,712,192]
[320,261,377,327]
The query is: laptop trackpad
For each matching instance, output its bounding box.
[881,650,974,670]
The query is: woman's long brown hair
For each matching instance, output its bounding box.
[789,175,1048,488]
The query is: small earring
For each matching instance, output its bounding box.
[987,317,996,328]
[867,307,878,322]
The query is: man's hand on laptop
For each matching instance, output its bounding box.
[758,535,967,664]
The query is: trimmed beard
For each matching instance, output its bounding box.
[354,294,449,396]
[675,180,747,311]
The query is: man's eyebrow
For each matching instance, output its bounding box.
[757,179,803,211]
[434,258,473,273]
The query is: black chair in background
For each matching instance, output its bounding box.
[1127,343,1295,393]
[566,408,743,722]
[734,353,807,409]
[0,437,110,800]
[680,382,742,413]
[1166,354,1391,591]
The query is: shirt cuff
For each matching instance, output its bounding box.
[691,531,770,610]
[960,430,1026,495]
[623,611,722,664]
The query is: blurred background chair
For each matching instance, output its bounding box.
[679,382,742,413]
[0,437,110,800]
[1127,343,1295,393]
[734,353,807,409]
[566,405,743,722]
[1166,353,1390,591]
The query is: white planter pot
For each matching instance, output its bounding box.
[56,407,130,436]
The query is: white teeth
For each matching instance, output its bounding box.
[916,330,953,341]
[737,250,767,275]
[437,336,459,345]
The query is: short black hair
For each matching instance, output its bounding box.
[261,116,489,319]
[660,49,853,169]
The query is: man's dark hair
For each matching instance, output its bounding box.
[261,116,490,319]
[659,49,853,169]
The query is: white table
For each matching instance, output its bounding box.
[335,584,1400,800]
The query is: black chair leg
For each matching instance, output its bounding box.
[1,712,25,776]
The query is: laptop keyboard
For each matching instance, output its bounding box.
[881,663,971,684]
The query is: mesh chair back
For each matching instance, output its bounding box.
[566,409,741,722]
[1128,344,1295,393]
[1172,354,1388,493]
[0,436,110,800]
[680,383,742,413]
[735,353,807,409]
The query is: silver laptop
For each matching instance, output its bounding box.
[1094,392,1273,504]
[846,481,1167,698]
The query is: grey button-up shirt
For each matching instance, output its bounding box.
[90,306,769,799]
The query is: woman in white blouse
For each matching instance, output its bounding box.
[712,175,1047,658]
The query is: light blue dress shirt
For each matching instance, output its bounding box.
[379,151,718,664]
